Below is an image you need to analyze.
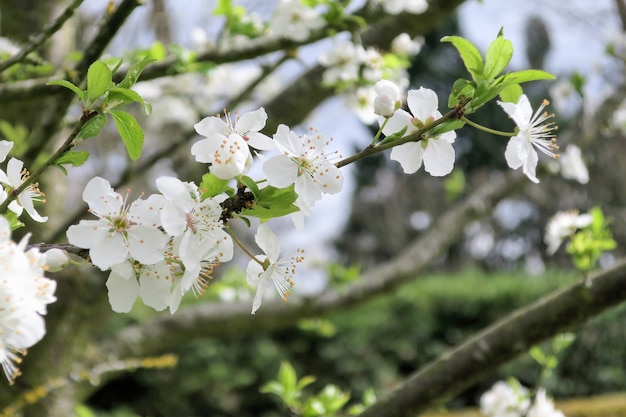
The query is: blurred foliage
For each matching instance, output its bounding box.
[85,268,626,416]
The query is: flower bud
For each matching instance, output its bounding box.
[44,248,70,272]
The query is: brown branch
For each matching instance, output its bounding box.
[0,0,84,73]
[357,259,626,417]
[108,169,524,358]
[22,0,144,166]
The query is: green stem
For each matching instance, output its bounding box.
[0,111,98,215]
[336,104,465,169]
[371,118,388,145]
[225,225,265,268]
[462,116,515,137]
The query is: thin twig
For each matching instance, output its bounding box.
[0,0,85,73]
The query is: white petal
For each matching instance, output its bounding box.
[255,224,281,262]
[374,79,399,99]
[498,95,532,129]
[407,87,438,121]
[127,226,167,264]
[504,135,528,170]
[245,131,276,150]
[139,265,172,311]
[18,189,47,222]
[160,202,188,236]
[6,158,23,186]
[5,311,45,349]
[382,109,414,136]
[236,108,267,134]
[521,144,540,183]
[423,138,455,176]
[106,264,139,313]
[194,116,229,138]
[66,220,104,249]
[390,142,424,173]
[263,155,298,188]
[190,137,214,163]
[0,140,14,162]
[83,176,123,215]
[91,232,129,270]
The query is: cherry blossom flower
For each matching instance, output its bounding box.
[269,0,325,42]
[373,0,429,15]
[106,259,174,313]
[559,144,589,184]
[480,380,530,417]
[0,216,56,382]
[66,177,167,270]
[545,209,592,255]
[246,224,303,314]
[263,124,343,212]
[0,158,48,222]
[156,176,233,272]
[319,41,367,85]
[383,87,456,176]
[391,33,424,56]
[192,108,275,179]
[527,389,565,417]
[498,95,558,184]
[374,79,401,117]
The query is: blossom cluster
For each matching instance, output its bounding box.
[0,217,57,382]
[67,108,342,315]
[480,380,565,417]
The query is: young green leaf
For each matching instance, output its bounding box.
[55,150,90,174]
[108,87,152,115]
[108,110,144,160]
[200,173,233,198]
[118,58,155,89]
[239,175,260,197]
[441,36,484,80]
[87,60,112,103]
[499,69,555,85]
[46,80,86,103]
[77,113,107,140]
[484,33,513,80]
[499,83,523,103]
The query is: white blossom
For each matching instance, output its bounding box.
[263,124,343,212]
[319,41,367,85]
[480,380,530,417]
[66,177,167,270]
[391,33,424,55]
[192,108,275,179]
[498,95,558,183]
[545,209,593,255]
[269,0,325,42]
[374,79,401,117]
[527,389,565,417]
[156,176,233,273]
[559,144,589,184]
[246,224,303,314]
[383,87,456,176]
[374,0,429,15]
[0,157,48,222]
[0,216,56,382]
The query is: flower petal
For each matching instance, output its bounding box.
[194,116,229,138]
[236,108,267,134]
[407,87,438,121]
[263,155,298,188]
[127,226,167,264]
[423,138,455,176]
[106,263,139,313]
[255,224,281,262]
[390,142,424,173]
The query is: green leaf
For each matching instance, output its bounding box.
[500,69,555,85]
[499,83,523,103]
[200,173,233,198]
[429,119,465,137]
[108,87,152,115]
[87,60,112,103]
[46,79,86,102]
[77,113,107,140]
[441,36,484,80]
[484,32,513,80]
[118,58,155,89]
[239,175,260,197]
[243,185,298,220]
[108,110,144,160]
[529,346,546,365]
[448,78,475,108]
[55,150,90,174]
[277,361,297,393]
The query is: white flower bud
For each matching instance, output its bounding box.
[44,248,70,272]
[391,33,424,55]
[374,80,400,117]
